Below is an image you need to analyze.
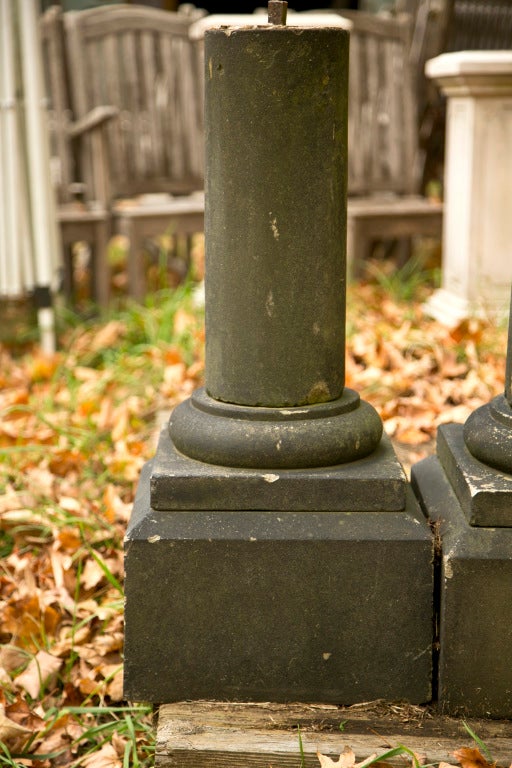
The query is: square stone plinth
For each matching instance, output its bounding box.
[437,423,512,526]
[124,461,433,704]
[150,428,406,512]
[411,453,512,718]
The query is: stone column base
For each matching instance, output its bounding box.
[411,424,512,718]
[124,439,433,704]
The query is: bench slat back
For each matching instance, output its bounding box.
[63,4,204,202]
[338,10,419,197]
[40,6,76,204]
[446,0,512,51]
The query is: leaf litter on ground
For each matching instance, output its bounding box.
[317,742,510,768]
[0,265,509,765]
[0,284,204,766]
[316,716,510,768]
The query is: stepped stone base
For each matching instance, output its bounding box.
[150,428,406,511]
[124,439,433,705]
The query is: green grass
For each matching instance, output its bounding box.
[1,263,507,767]
[463,720,494,763]
[364,251,441,304]
[0,282,206,767]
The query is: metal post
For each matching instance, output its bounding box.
[19,0,58,354]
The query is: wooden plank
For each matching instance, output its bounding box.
[375,34,389,185]
[141,29,160,178]
[40,7,73,203]
[347,196,442,216]
[63,13,96,201]
[156,700,512,768]
[385,39,401,191]
[121,29,142,181]
[62,5,191,40]
[365,32,380,190]
[399,21,418,196]
[176,36,195,176]
[102,33,123,191]
[192,37,205,178]
[347,32,364,194]
[178,36,203,181]
[161,33,184,180]
[85,35,112,205]
[336,10,407,42]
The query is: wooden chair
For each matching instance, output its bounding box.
[336,9,443,277]
[40,5,115,306]
[62,3,206,301]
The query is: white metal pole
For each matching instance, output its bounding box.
[18,141,36,293]
[0,0,22,297]
[0,3,8,296]
[19,0,57,353]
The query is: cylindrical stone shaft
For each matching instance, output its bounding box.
[204,27,349,408]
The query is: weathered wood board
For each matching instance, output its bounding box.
[156,700,512,768]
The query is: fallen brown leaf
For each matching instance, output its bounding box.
[0,697,45,753]
[317,746,380,768]
[0,706,32,746]
[89,320,127,352]
[453,747,496,768]
[0,645,28,675]
[82,743,122,768]
[3,594,61,649]
[15,650,63,699]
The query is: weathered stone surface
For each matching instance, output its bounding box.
[437,423,512,527]
[463,394,512,475]
[151,428,406,511]
[167,26,382,471]
[204,27,349,408]
[169,386,383,469]
[411,454,512,718]
[124,462,433,704]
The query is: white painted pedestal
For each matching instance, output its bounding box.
[423,51,512,326]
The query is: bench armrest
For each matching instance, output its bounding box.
[68,105,118,138]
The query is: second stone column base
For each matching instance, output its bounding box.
[412,424,512,718]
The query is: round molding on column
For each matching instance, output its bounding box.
[169,387,383,469]
[463,394,512,475]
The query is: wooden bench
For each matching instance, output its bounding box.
[61,3,206,300]
[50,5,446,296]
